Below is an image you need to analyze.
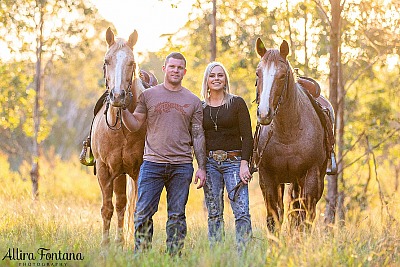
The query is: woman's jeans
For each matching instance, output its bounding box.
[203,157,252,249]
[134,160,193,255]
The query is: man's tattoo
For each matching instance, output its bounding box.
[192,124,206,170]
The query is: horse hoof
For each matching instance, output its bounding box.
[99,248,108,260]
[115,238,125,249]
[267,217,276,233]
[101,238,110,248]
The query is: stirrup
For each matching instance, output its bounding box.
[326,151,337,175]
[79,137,95,166]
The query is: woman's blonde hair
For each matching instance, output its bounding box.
[201,61,234,106]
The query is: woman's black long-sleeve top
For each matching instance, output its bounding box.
[203,96,253,161]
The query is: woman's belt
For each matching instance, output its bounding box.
[207,150,241,162]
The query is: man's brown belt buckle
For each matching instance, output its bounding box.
[212,150,227,162]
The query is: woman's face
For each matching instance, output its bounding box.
[207,65,226,93]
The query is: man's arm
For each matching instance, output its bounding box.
[191,123,207,189]
[121,110,146,132]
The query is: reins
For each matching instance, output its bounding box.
[229,60,290,202]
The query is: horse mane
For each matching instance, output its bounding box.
[262,49,283,68]
[115,38,127,49]
[133,74,146,97]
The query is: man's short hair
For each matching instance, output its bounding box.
[165,52,186,67]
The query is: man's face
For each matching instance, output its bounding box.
[163,58,187,85]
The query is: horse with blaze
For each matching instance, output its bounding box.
[91,28,150,247]
[254,38,334,232]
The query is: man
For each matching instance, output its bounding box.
[121,52,207,256]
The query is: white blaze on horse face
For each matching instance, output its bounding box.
[259,61,277,118]
[114,50,127,94]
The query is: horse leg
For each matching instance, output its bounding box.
[260,177,280,232]
[291,182,303,228]
[301,167,324,229]
[113,174,127,247]
[97,163,114,247]
[281,183,293,234]
[124,173,138,245]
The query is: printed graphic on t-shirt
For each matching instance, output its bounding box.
[154,102,191,115]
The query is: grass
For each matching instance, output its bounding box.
[0,153,399,266]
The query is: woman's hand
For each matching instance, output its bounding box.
[239,160,252,184]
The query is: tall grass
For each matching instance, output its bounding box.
[0,152,399,266]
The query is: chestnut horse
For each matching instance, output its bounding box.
[254,38,329,232]
[91,28,149,247]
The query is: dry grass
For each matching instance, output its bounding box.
[0,153,399,266]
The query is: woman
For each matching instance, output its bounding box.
[201,61,253,252]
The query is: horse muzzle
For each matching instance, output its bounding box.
[108,89,129,108]
[257,107,273,125]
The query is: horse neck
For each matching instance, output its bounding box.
[126,77,145,113]
[274,75,303,135]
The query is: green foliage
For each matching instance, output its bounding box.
[0,61,32,131]
[0,0,110,164]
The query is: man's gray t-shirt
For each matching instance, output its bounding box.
[136,84,203,164]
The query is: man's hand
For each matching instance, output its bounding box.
[194,168,206,189]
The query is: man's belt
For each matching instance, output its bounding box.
[207,150,241,162]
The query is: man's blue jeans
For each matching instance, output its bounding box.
[203,157,252,249]
[134,160,193,255]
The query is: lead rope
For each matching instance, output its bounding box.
[228,123,273,201]
[104,102,123,130]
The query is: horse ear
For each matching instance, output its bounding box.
[280,40,289,59]
[256,38,266,57]
[106,27,115,47]
[127,30,138,49]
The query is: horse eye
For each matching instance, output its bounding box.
[278,74,285,80]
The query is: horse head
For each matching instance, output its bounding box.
[255,38,291,125]
[104,27,139,109]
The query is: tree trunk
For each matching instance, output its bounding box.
[31,1,44,199]
[210,0,217,61]
[303,4,308,67]
[325,0,341,225]
[395,164,399,192]
[337,48,345,225]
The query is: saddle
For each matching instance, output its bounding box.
[297,76,337,174]
[79,69,158,167]
[298,76,321,98]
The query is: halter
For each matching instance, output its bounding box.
[248,57,291,177]
[103,61,135,130]
[272,60,291,117]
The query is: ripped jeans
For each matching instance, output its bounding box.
[203,157,252,249]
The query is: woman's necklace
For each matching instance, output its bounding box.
[209,98,224,131]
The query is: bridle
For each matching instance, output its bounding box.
[241,58,291,197]
[103,60,135,130]
[230,58,291,202]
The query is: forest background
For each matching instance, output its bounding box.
[0,0,399,266]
